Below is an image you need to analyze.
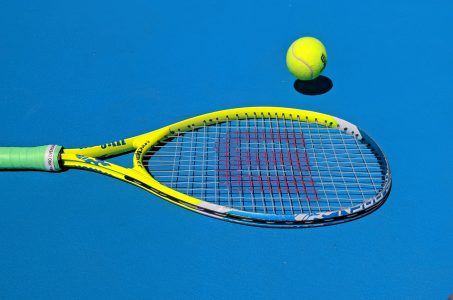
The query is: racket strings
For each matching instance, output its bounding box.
[144,116,385,215]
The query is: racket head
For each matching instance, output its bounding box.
[64,107,391,228]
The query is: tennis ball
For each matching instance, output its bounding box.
[286,37,327,81]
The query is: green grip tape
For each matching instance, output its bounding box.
[0,145,62,171]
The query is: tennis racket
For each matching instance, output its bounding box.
[0,107,391,228]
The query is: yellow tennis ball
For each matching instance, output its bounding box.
[286,37,327,81]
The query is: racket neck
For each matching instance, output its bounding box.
[63,138,136,158]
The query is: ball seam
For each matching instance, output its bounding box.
[291,46,314,79]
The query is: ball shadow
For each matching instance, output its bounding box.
[293,75,333,96]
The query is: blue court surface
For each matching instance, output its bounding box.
[0,1,451,299]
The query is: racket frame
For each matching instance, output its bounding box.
[59,107,391,228]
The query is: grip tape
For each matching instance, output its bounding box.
[0,145,62,171]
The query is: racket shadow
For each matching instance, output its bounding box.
[293,75,333,96]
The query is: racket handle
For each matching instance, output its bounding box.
[0,145,63,171]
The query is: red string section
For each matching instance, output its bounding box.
[216,130,319,201]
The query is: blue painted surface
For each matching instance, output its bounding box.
[0,1,451,299]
